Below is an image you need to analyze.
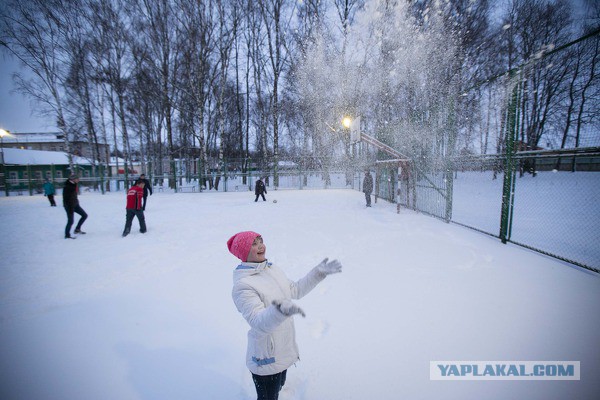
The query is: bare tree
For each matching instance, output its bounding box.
[1,0,76,169]
[63,2,105,188]
[131,0,181,188]
[258,0,295,187]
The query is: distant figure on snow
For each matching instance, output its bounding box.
[63,174,88,238]
[363,170,373,207]
[122,179,147,237]
[43,178,57,206]
[228,231,342,400]
[138,173,153,210]
[255,177,267,202]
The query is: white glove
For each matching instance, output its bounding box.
[272,299,306,318]
[315,258,343,276]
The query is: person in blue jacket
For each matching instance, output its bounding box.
[43,178,56,206]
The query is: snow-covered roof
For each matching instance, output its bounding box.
[3,131,108,145]
[1,147,90,165]
[3,132,64,143]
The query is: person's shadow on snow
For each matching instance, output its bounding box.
[116,342,244,399]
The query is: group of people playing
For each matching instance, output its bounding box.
[56,170,372,240]
[53,173,153,239]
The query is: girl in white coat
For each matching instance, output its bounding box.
[228,231,342,400]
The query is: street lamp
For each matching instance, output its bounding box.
[342,116,353,130]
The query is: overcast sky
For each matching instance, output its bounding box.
[0,53,54,133]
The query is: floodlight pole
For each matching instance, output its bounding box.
[500,72,521,244]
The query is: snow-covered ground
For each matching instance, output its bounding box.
[0,189,598,399]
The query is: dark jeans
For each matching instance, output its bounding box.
[47,194,56,206]
[143,194,148,210]
[65,205,88,237]
[255,193,266,202]
[365,192,372,206]
[123,209,147,236]
[252,370,287,400]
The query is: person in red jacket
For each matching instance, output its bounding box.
[122,180,147,237]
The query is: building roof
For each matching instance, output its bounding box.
[3,132,65,143]
[1,147,90,165]
[3,131,108,145]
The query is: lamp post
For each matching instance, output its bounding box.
[0,129,10,196]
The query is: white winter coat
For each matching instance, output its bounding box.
[232,260,326,376]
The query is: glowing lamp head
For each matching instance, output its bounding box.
[342,117,352,129]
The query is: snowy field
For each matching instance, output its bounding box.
[0,189,598,400]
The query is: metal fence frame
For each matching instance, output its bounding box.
[388,148,600,274]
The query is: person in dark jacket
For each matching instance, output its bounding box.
[122,180,147,237]
[255,177,267,202]
[139,174,153,210]
[63,175,88,238]
[43,178,57,206]
[363,170,373,207]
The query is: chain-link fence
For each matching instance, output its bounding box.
[388,149,600,273]
[0,167,359,196]
[508,150,600,270]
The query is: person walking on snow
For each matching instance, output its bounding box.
[229,231,342,400]
[43,178,56,206]
[138,173,152,210]
[255,177,267,202]
[122,180,147,237]
[363,170,373,207]
[63,174,88,238]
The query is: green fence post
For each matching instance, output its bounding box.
[224,158,228,192]
[500,74,520,244]
[173,160,177,191]
[99,163,105,194]
[27,164,33,196]
[3,163,9,197]
[445,98,457,223]
[200,158,203,191]
[249,168,253,192]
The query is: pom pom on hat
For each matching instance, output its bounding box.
[227,231,260,262]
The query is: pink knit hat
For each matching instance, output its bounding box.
[227,231,260,262]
